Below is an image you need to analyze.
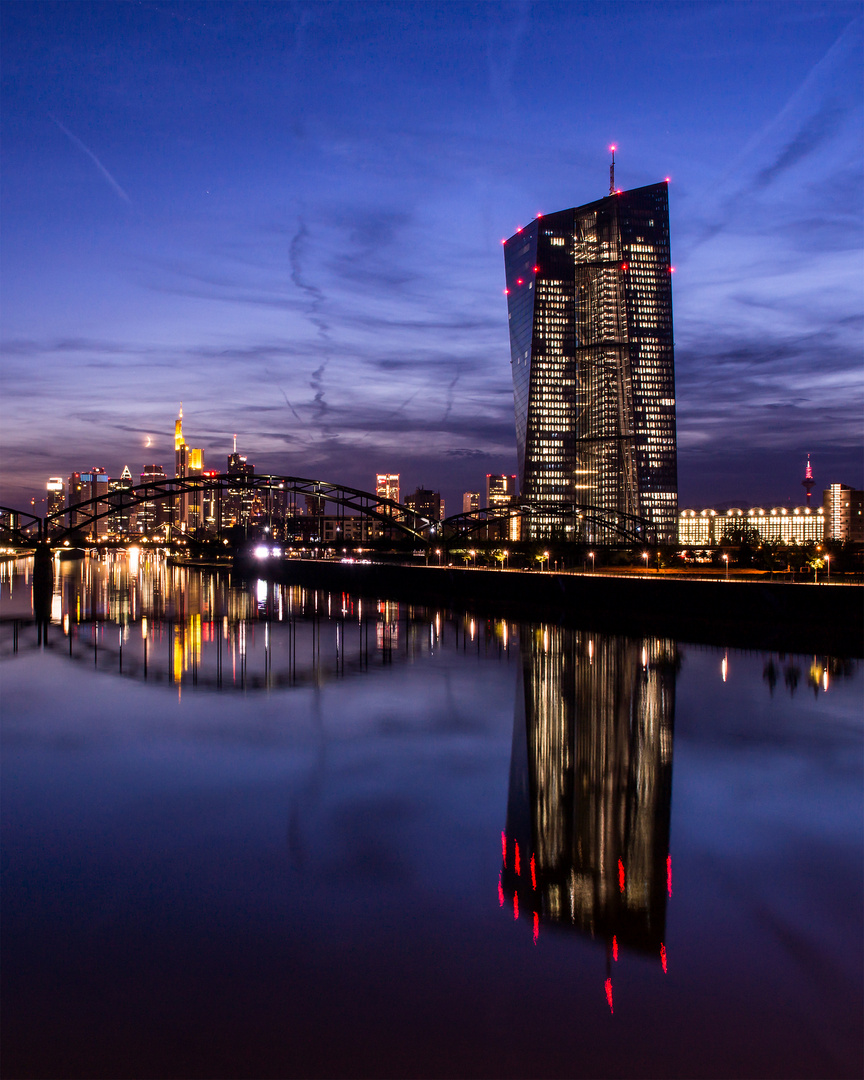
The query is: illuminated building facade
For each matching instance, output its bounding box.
[138,464,168,535]
[108,466,134,535]
[462,491,480,515]
[46,477,65,532]
[504,182,678,542]
[174,407,204,530]
[404,488,443,522]
[501,626,676,959]
[79,469,109,537]
[375,473,400,505]
[67,472,84,530]
[679,506,825,546]
[823,484,864,542]
[486,473,516,509]
[227,439,254,527]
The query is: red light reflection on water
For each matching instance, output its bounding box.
[618,859,625,892]
[501,831,506,866]
[513,892,519,920]
[514,842,521,876]
[661,944,668,973]
[612,936,618,961]
[605,978,614,1014]
[498,876,504,907]
[533,912,539,944]
[530,854,536,890]
[667,854,673,896]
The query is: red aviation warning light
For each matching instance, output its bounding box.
[516,278,523,286]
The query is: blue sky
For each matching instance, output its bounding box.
[1,1,861,511]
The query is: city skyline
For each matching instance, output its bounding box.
[1,2,862,513]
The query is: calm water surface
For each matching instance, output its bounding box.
[1,554,861,1079]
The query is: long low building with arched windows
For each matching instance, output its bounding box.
[678,506,825,546]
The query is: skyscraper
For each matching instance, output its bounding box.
[503,181,678,543]
[174,406,204,530]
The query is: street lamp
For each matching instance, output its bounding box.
[642,551,649,572]
[588,551,595,573]
[436,548,442,566]
[470,549,476,568]
[544,550,550,571]
[825,554,830,582]
[723,553,729,580]
[503,549,509,570]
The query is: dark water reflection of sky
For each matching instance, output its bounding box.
[1,556,861,1079]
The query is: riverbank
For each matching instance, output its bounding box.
[241,557,863,656]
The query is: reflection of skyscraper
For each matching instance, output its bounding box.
[501,627,676,960]
[503,183,678,542]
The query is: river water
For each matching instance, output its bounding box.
[1,554,861,1079]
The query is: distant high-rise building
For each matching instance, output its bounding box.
[227,436,255,526]
[504,180,678,542]
[138,464,168,535]
[79,469,109,537]
[46,477,65,532]
[486,474,516,510]
[462,491,480,515]
[678,506,824,546]
[405,488,442,523]
[174,406,204,529]
[376,473,400,504]
[824,484,864,542]
[67,472,84,531]
[108,466,134,535]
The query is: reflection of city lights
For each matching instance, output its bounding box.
[513,892,519,920]
[721,654,728,682]
[605,978,614,1014]
[660,943,668,973]
[612,936,618,961]
[618,859,625,892]
[823,668,829,692]
[530,854,536,890]
[533,912,539,944]
[514,842,521,876]
[641,646,648,668]
[588,639,594,662]
[501,831,506,866]
[498,876,504,907]
[666,854,672,897]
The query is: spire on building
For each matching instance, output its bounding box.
[802,453,815,504]
[609,145,616,195]
[120,465,132,480]
[175,404,186,452]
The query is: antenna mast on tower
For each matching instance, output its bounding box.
[802,453,815,505]
[609,145,616,195]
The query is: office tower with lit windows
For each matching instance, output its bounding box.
[375,473,400,505]
[504,182,678,542]
[108,466,134,535]
[404,488,443,522]
[79,469,110,537]
[174,406,204,529]
[486,473,517,509]
[46,478,65,531]
[138,465,168,535]
[824,483,864,542]
[463,491,480,515]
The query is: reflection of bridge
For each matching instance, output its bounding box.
[1,473,653,549]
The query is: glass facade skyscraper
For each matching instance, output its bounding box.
[504,182,678,543]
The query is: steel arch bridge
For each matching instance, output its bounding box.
[4,475,435,545]
[2,476,654,548]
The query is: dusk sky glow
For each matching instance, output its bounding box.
[1,1,862,511]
